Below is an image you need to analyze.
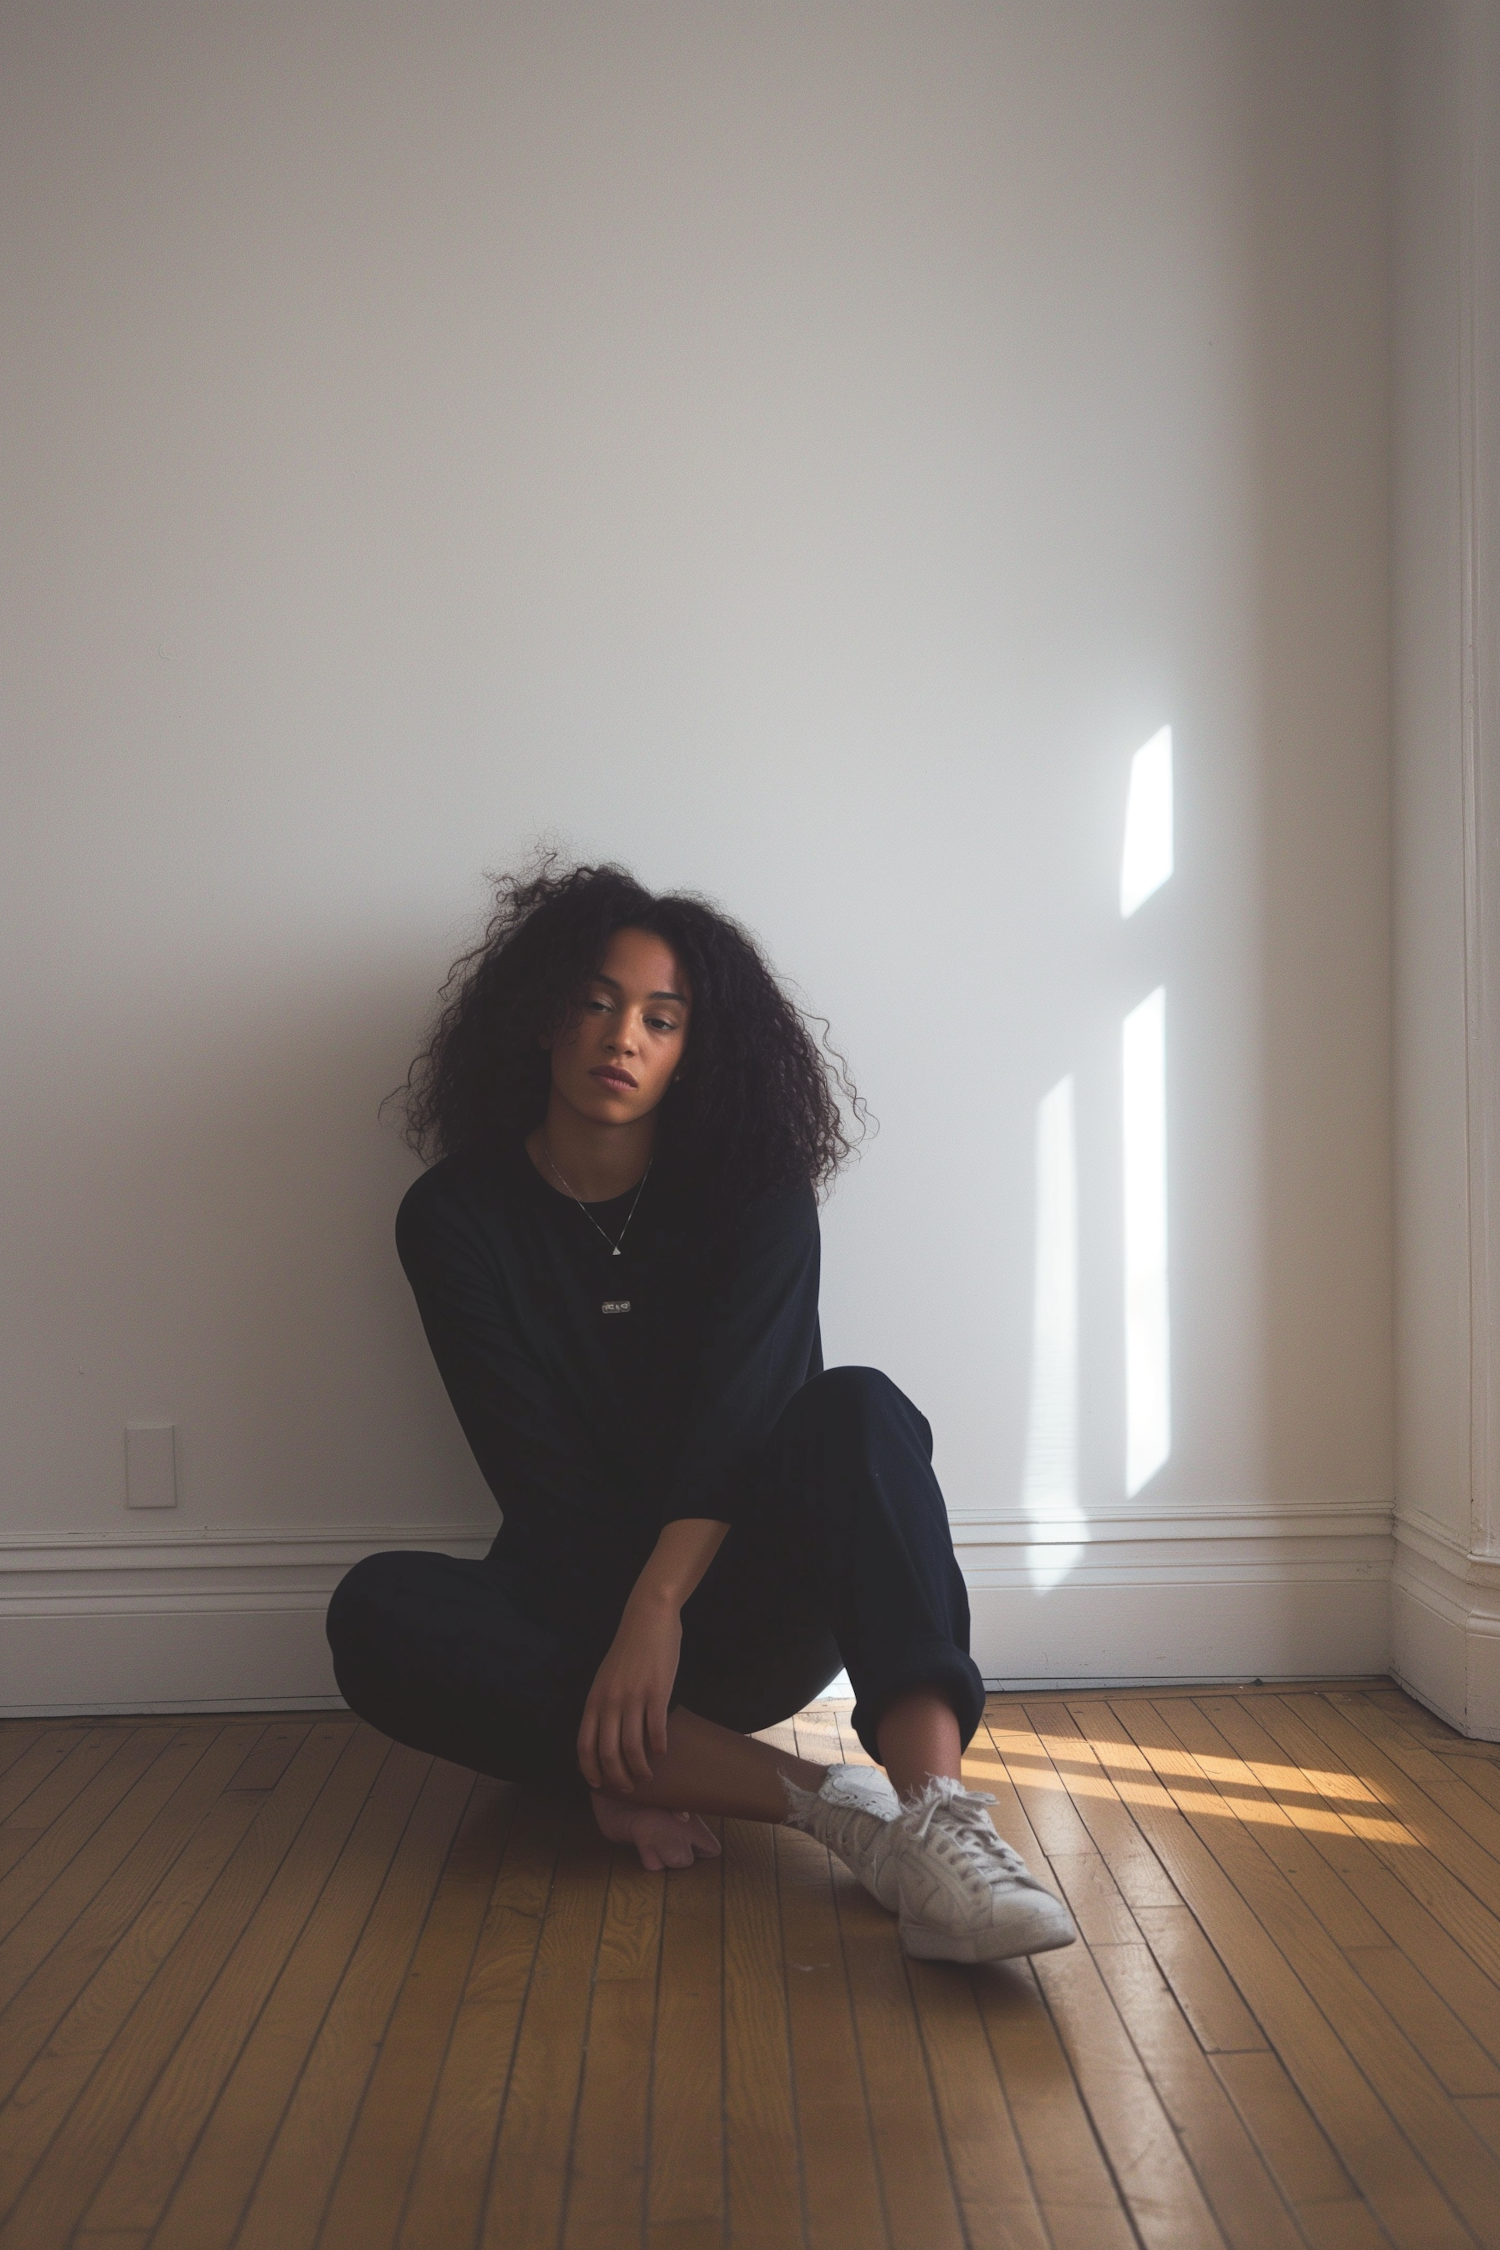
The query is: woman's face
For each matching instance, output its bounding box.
[546,926,691,1128]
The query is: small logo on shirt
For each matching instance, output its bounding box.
[601,1300,632,1316]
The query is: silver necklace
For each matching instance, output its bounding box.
[542,1142,652,1258]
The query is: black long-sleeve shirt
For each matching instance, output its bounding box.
[395,1140,822,1625]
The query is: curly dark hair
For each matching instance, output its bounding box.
[391,857,866,1206]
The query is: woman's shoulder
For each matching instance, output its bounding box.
[395,1139,533,1252]
[726,1174,821,1250]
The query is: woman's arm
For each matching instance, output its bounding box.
[395,1164,618,1536]
[577,1517,728,1794]
[655,1183,821,1528]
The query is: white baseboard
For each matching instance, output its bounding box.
[0,1505,1395,1717]
[0,1522,492,1718]
[1390,1516,1500,1739]
[957,1500,1392,1685]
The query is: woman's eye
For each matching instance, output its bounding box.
[647,1017,679,1034]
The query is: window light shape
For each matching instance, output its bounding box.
[1120,726,1173,917]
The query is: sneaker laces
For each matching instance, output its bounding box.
[907,1785,1032,1883]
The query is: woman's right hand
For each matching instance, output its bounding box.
[577,1586,683,1795]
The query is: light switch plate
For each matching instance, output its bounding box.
[125,1422,178,1509]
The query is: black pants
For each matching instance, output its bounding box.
[326,1366,985,1793]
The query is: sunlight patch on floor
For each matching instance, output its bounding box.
[968,1734,1414,1845]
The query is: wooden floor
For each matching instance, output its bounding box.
[1,1687,1500,2248]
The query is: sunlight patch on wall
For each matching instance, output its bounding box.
[1123,986,1170,1496]
[1021,1075,1086,1588]
[1119,725,1173,917]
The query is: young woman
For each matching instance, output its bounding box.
[327,862,1074,1963]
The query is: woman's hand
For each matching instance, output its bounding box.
[577,1586,683,1794]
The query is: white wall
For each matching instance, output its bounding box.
[0,0,1392,1710]
[1390,0,1500,1735]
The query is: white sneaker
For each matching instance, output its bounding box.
[888,1778,1077,1963]
[782,1764,903,1907]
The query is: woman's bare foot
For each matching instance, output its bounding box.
[590,1790,722,1871]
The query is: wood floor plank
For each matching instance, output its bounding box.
[0,1725,347,2237]
[1205,1694,1500,2069]
[562,1846,667,2250]
[970,1959,1138,2250]
[1293,2204,1404,2250]
[0,1728,150,1860]
[1460,2092,1500,2156]
[316,1774,512,2250]
[1046,1849,1144,1946]
[145,1741,441,2250]
[11,1689,1500,2250]
[0,1730,184,1951]
[1283,1697,1500,1983]
[223,1723,312,1795]
[0,1727,264,2113]
[1128,1906,1269,2055]
[995,1681,1394,1709]
[1294,1694,1500,1886]
[69,1725,393,2243]
[1358,1692,1500,1773]
[775,1824,889,2250]
[1159,1700,1392,1952]
[1345,1944,1500,2099]
[0,1730,100,1827]
[476,1805,612,2250]
[233,1753,496,2250]
[0,1725,45,1787]
[977,1713,1227,2250]
[1209,2048,1361,2209]
[0,1791,266,2208]
[1022,1705,1365,2228]
[979,1706,1106,1862]
[1062,1700,1471,2250]
[647,1821,725,2245]
[1033,1926,1227,2250]
[0,1719,357,2249]
[847,1698,1131,2246]
[395,1792,560,2250]
[1433,1754,1500,1816]
[1089,1939,1304,2250]
[1004,1705,1181,1913]
[0,1834,41,1881]
[721,1815,803,2250]
[830,1866,967,2250]
[903,1956,1048,2250]
[0,1726,232,2015]
[1363,1690,1478,1751]
[1112,1696,1500,2250]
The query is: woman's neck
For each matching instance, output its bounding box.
[525,1105,656,1204]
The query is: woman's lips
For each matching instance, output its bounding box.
[591,1067,637,1090]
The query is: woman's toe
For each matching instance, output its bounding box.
[628,1809,698,1868]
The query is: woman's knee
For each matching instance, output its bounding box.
[789,1365,930,1447]
[325,1550,427,1663]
